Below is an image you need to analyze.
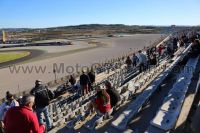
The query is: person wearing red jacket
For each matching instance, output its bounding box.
[4,95,45,133]
[93,86,111,114]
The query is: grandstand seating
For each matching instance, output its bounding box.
[150,56,200,131]
[44,35,200,133]
[109,46,191,131]
[47,52,172,132]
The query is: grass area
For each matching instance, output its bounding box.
[0,51,30,63]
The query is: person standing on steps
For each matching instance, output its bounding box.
[30,80,54,131]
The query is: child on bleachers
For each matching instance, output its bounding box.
[87,85,112,117]
[93,86,111,115]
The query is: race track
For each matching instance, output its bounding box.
[0,49,45,68]
[0,34,163,98]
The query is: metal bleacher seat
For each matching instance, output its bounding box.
[112,76,167,131]
[121,91,130,103]
[142,75,149,83]
[111,95,147,130]
[138,79,145,87]
[160,98,182,113]
[66,114,83,128]
[116,86,122,94]
[110,51,187,131]
[65,100,92,128]
[127,81,136,94]
[151,110,177,131]
[150,56,200,131]
[84,114,104,130]
[84,107,114,130]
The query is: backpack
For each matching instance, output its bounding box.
[106,89,120,107]
[32,85,54,107]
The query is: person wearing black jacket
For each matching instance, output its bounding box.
[173,37,178,52]
[69,75,76,86]
[30,80,54,131]
[80,70,90,95]
[87,70,95,91]
[149,53,157,66]
[104,81,121,108]
[190,39,200,58]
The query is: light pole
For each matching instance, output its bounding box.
[53,69,57,82]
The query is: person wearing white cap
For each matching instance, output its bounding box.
[92,85,111,115]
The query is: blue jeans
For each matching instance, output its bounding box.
[36,106,52,129]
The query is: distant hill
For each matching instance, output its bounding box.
[1,24,199,41]
[1,24,163,33]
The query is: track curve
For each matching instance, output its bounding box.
[0,49,45,68]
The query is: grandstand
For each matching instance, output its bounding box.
[1,30,200,133]
[30,30,198,133]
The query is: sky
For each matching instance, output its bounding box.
[0,0,199,28]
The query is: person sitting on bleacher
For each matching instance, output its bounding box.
[0,92,19,133]
[4,95,45,133]
[177,39,185,48]
[92,86,111,116]
[69,75,76,87]
[104,81,121,109]
[189,32,198,43]
[190,39,200,58]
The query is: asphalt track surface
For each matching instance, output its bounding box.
[0,34,162,99]
[0,40,92,53]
